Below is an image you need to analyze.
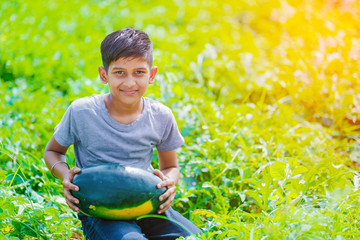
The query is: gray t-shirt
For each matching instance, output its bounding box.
[53,94,184,170]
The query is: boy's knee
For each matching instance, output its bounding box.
[121,232,147,240]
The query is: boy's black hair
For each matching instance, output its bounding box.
[100,27,153,72]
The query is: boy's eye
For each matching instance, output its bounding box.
[135,71,145,74]
[116,71,125,75]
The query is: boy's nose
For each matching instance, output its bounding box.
[123,78,136,87]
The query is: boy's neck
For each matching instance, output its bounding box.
[104,94,144,124]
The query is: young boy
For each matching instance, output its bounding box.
[44,28,201,239]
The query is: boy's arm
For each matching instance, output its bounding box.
[44,136,81,212]
[153,149,180,214]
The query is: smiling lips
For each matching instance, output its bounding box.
[121,90,137,95]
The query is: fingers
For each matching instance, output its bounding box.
[68,167,81,181]
[72,166,81,173]
[63,182,80,212]
[153,169,165,180]
[159,185,176,201]
[63,186,80,212]
[66,198,80,212]
[62,167,81,212]
[63,167,81,190]
[153,169,169,189]
[63,186,80,203]
[153,170,175,189]
[63,177,79,190]
[153,169,177,214]
[158,187,176,214]
[157,178,175,189]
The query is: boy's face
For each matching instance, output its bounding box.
[98,57,157,107]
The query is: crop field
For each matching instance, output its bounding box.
[1,0,360,239]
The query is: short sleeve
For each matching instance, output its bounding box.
[53,104,78,147]
[156,110,184,152]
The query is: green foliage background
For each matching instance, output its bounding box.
[1,0,360,239]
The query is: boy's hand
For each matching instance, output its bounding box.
[153,169,176,214]
[62,167,81,212]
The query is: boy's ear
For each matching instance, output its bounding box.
[149,66,157,84]
[98,66,108,84]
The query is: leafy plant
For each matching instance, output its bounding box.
[1,0,359,239]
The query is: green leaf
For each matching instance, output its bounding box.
[268,196,278,200]
[0,170,7,180]
[8,237,20,240]
[270,162,287,180]
[0,233,7,240]
[292,166,308,176]
[245,190,264,209]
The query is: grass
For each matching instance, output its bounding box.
[1,0,359,239]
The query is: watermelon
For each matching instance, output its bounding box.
[71,163,167,220]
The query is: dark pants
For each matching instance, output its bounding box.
[78,207,202,240]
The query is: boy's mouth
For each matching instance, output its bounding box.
[121,90,137,95]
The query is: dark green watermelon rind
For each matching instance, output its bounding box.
[80,191,168,219]
[70,163,168,216]
[72,186,167,215]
